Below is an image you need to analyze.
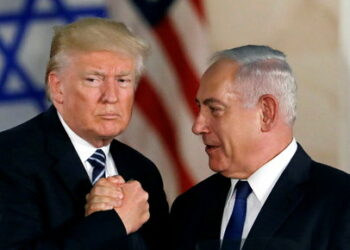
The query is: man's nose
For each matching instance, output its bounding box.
[102,79,118,103]
[192,112,209,135]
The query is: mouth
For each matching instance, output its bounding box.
[205,144,220,154]
[98,114,121,120]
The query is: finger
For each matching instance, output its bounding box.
[89,185,124,199]
[126,179,138,185]
[87,191,123,204]
[143,191,149,201]
[144,210,150,222]
[123,181,147,198]
[107,175,125,184]
[123,180,142,191]
[85,202,115,216]
[88,195,123,207]
[93,178,112,187]
[90,179,118,194]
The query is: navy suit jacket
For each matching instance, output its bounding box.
[0,106,169,250]
[170,145,350,250]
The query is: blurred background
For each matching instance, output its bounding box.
[0,0,349,203]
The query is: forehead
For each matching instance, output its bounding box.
[197,59,240,101]
[65,50,136,72]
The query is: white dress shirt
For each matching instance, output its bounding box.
[220,139,297,244]
[58,112,118,183]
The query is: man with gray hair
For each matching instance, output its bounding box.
[0,18,168,249]
[170,45,350,250]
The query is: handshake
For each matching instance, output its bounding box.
[85,176,150,235]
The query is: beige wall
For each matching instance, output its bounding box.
[204,0,348,172]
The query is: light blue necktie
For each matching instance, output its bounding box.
[87,149,106,185]
[222,181,252,250]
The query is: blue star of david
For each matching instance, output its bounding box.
[0,0,107,112]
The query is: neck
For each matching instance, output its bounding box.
[85,136,113,148]
[248,133,293,175]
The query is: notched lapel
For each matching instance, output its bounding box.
[44,107,92,209]
[110,140,137,182]
[243,145,312,250]
[198,175,231,243]
[50,149,92,208]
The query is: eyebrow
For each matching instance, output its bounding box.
[116,71,132,77]
[85,70,104,76]
[195,98,228,107]
[85,70,132,77]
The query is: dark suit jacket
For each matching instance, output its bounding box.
[170,145,350,250]
[0,106,169,250]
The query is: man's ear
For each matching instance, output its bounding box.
[47,72,63,104]
[258,94,278,132]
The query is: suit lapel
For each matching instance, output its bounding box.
[243,145,312,250]
[44,107,92,210]
[198,174,231,247]
[110,140,137,181]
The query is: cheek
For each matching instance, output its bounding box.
[68,93,94,114]
[72,83,100,103]
[217,116,253,148]
[120,90,135,109]
[233,115,261,150]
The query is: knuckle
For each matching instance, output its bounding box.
[93,186,102,194]
[95,186,110,196]
[144,212,150,222]
[89,196,99,203]
[132,180,141,189]
[116,189,124,199]
[116,175,125,183]
[99,178,108,184]
[94,179,105,187]
[90,204,98,211]
[144,191,149,201]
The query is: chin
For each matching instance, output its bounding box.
[101,131,122,139]
[209,162,225,173]
[99,126,125,137]
[209,157,233,175]
[93,132,119,142]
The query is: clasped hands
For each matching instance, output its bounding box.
[85,176,150,234]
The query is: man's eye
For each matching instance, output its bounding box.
[118,78,131,87]
[209,106,224,115]
[209,106,220,112]
[85,77,102,85]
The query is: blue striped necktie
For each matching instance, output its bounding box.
[222,181,252,250]
[87,149,106,185]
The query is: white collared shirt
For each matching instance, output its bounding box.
[220,139,297,242]
[58,112,118,183]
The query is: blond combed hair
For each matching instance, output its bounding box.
[45,17,149,86]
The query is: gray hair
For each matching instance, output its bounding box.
[45,17,149,89]
[211,45,297,125]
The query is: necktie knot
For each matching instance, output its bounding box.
[87,149,106,185]
[235,181,252,200]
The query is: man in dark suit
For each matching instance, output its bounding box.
[170,45,350,250]
[0,18,169,249]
